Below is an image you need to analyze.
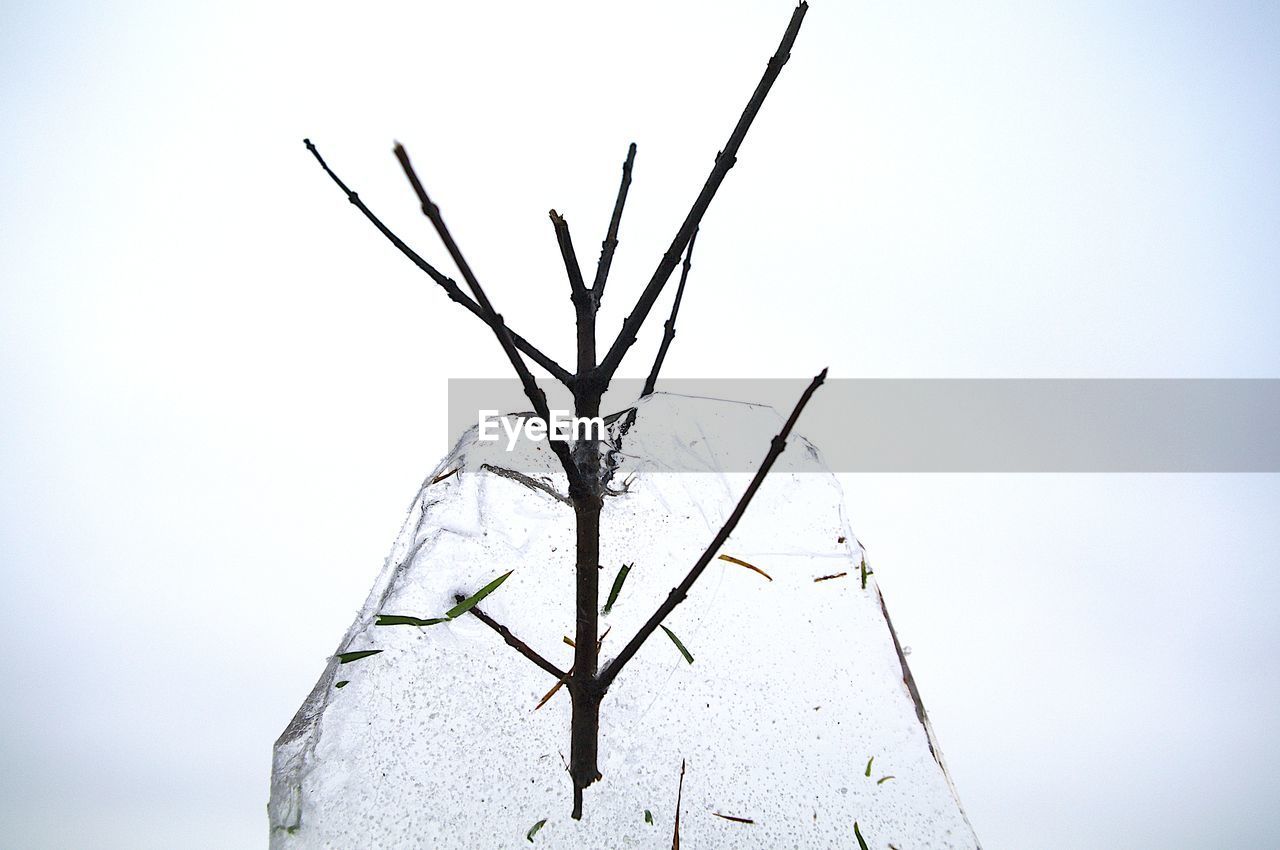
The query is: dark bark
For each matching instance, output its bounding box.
[393,143,581,487]
[591,142,637,301]
[597,2,808,380]
[302,139,572,385]
[567,486,604,816]
[550,211,597,376]
[567,318,604,818]
[550,210,589,298]
[641,227,697,398]
[457,600,567,680]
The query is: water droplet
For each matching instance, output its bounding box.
[903,646,913,655]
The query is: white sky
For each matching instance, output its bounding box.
[1,0,1278,847]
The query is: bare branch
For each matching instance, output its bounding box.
[598,367,827,688]
[551,210,598,374]
[591,142,637,301]
[640,227,697,397]
[597,2,808,380]
[550,210,589,298]
[459,597,568,680]
[393,143,582,488]
[302,139,573,385]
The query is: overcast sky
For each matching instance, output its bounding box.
[2,1,1278,847]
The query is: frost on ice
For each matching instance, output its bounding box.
[269,393,980,848]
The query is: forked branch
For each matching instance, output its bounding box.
[393,143,581,488]
[302,139,572,385]
[599,367,827,688]
[597,2,808,380]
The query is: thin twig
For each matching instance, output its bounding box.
[592,142,637,300]
[550,210,589,297]
[302,139,572,385]
[599,367,826,688]
[393,143,581,488]
[459,597,567,680]
[597,2,808,380]
[551,209,598,374]
[641,227,697,397]
[672,758,686,850]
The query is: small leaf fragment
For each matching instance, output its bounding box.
[536,631,608,710]
[718,554,773,581]
[660,625,694,664]
[445,570,513,619]
[672,759,686,850]
[604,562,632,614]
[534,676,568,711]
[526,818,546,842]
[712,812,755,824]
[854,820,870,850]
[375,614,449,627]
[335,649,382,664]
[865,756,874,777]
[860,556,874,589]
[814,572,847,583]
[335,680,349,688]
[644,809,654,825]
[877,775,896,785]
[431,467,460,484]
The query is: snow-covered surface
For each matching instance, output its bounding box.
[270,393,979,848]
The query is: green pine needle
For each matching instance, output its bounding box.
[660,625,694,664]
[335,649,382,664]
[604,563,633,614]
[375,614,449,627]
[446,570,514,619]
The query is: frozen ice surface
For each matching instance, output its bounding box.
[270,393,979,848]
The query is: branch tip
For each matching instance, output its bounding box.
[598,1,808,378]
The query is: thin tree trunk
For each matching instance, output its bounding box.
[568,230,604,815]
[568,443,603,818]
